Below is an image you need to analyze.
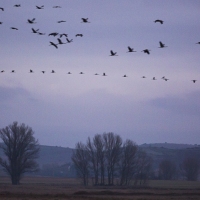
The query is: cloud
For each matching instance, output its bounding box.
[149,90,200,116]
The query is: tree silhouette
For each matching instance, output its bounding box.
[0,122,39,185]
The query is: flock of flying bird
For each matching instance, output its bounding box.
[0,4,199,84]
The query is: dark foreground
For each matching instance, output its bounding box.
[0,177,200,200]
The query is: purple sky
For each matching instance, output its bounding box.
[0,0,200,147]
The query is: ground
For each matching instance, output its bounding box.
[0,177,200,200]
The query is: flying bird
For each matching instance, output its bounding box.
[154,19,163,24]
[81,18,90,23]
[1,70,5,73]
[142,49,151,54]
[57,38,66,44]
[102,73,107,76]
[159,41,167,48]
[0,7,4,11]
[36,5,44,9]
[53,6,61,8]
[49,42,58,49]
[152,77,156,80]
[51,70,55,73]
[27,18,36,24]
[123,74,128,77]
[0,22,2,24]
[66,38,73,43]
[57,20,66,23]
[38,32,45,35]
[127,46,136,52]
[192,80,197,83]
[11,27,18,30]
[76,34,83,37]
[31,28,39,33]
[41,71,45,73]
[49,32,59,37]
[29,69,33,73]
[14,4,21,7]
[141,76,146,78]
[94,73,99,75]
[11,70,15,73]
[60,33,68,38]
[110,50,118,56]
[79,72,84,74]
[67,72,72,74]
[196,42,200,44]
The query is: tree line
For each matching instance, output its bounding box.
[0,122,199,185]
[71,132,152,186]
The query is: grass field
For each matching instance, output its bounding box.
[0,176,200,200]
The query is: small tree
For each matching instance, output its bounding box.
[71,142,90,186]
[182,157,199,181]
[158,159,176,180]
[0,122,39,185]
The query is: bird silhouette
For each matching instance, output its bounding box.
[36,5,44,9]
[0,22,2,24]
[11,70,15,73]
[60,33,68,38]
[94,73,99,75]
[53,6,61,8]
[57,38,66,44]
[14,4,21,7]
[159,41,167,48]
[123,74,128,77]
[103,73,107,76]
[31,28,39,33]
[152,77,156,80]
[49,32,59,37]
[67,72,72,74]
[0,7,4,11]
[76,34,83,37]
[110,50,118,56]
[81,18,90,23]
[1,70,5,73]
[27,18,36,24]
[192,80,197,83]
[51,70,55,73]
[38,32,45,35]
[127,46,136,52]
[57,20,66,23]
[79,72,84,74]
[154,19,163,24]
[41,71,45,73]
[141,76,146,78]
[196,42,200,44]
[29,69,33,73]
[66,38,73,43]
[49,42,58,49]
[164,78,169,81]
[11,27,18,30]
[142,49,151,54]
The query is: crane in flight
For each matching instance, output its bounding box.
[57,20,66,23]
[49,32,59,37]
[57,38,66,44]
[110,50,118,56]
[192,80,197,83]
[154,19,163,24]
[49,42,58,49]
[0,7,4,11]
[142,49,151,54]
[81,18,90,23]
[127,46,136,52]
[76,34,83,37]
[36,5,44,9]
[32,28,39,33]
[11,27,18,30]
[14,4,21,7]
[159,41,167,48]
[66,38,73,43]
[27,18,36,24]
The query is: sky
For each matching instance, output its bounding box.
[0,0,200,148]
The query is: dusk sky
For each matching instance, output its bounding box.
[0,0,200,148]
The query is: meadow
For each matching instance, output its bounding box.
[0,176,200,200]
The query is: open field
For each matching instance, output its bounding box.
[0,176,200,200]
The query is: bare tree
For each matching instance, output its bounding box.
[134,150,152,186]
[119,139,137,185]
[0,122,39,185]
[71,142,90,186]
[103,132,122,185]
[181,157,199,181]
[158,159,176,180]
